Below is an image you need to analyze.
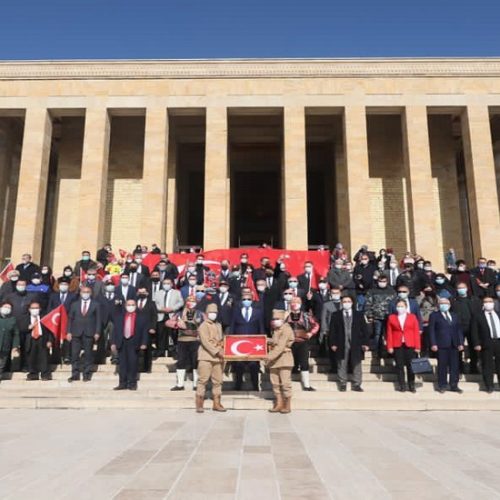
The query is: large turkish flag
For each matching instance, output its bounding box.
[224,335,268,360]
[41,305,68,343]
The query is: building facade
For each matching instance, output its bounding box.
[0,58,499,272]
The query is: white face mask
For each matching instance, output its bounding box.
[305,267,313,273]
[64,271,72,277]
[163,284,172,291]
[378,282,387,289]
[126,305,136,313]
[331,293,341,301]
[484,302,495,312]
[256,286,266,292]
[0,306,11,316]
[31,279,41,285]
[59,285,69,293]
[121,279,129,286]
[207,312,218,321]
[319,283,328,290]
[105,285,115,292]
[30,308,40,317]
[342,302,353,311]
[272,319,283,328]
[396,306,407,315]
[188,280,197,287]
[219,286,228,294]
[81,293,91,301]
[334,264,343,270]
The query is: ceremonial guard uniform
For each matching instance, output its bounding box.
[285,297,319,391]
[196,303,226,413]
[267,309,295,413]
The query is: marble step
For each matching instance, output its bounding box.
[1,371,482,383]
[0,394,498,411]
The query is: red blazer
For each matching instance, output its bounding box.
[386,313,421,350]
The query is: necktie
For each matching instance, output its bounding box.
[488,312,498,339]
[82,300,89,316]
[140,299,145,310]
[391,270,396,285]
[107,293,111,300]
[190,287,194,296]
[61,293,66,304]
[245,307,250,322]
[446,313,452,325]
[124,314,132,339]
[267,278,272,288]
[32,319,41,339]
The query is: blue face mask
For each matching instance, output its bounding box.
[242,299,252,308]
[457,288,467,297]
[439,303,450,313]
[288,282,298,289]
[435,278,445,285]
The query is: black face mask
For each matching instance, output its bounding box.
[151,277,160,283]
[137,293,148,299]
[129,266,138,272]
[221,265,229,270]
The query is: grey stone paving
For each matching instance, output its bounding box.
[0,410,499,499]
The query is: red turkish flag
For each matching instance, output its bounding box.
[119,248,128,258]
[224,335,268,359]
[41,305,68,343]
[79,268,87,283]
[0,262,14,283]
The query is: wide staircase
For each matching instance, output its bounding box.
[0,351,499,410]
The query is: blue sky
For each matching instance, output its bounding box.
[0,0,499,60]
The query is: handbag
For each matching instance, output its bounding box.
[411,356,433,374]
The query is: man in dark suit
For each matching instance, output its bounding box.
[47,278,77,364]
[126,259,150,288]
[429,298,464,393]
[229,291,265,391]
[214,280,235,333]
[329,295,370,391]
[67,286,101,382]
[472,297,500,393]
[135,286,158,373]
[255,279,274,334]
[470,258,496,298]
[298,261,316,293]
[26,301,53,381]
[15,254,40,283]
[47,278,77,312]
[111,299,149,390]
[97,281,122,365]
[116,273,137,302]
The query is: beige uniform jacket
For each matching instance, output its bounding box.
[197,319,224,362]
[267,323,295,369]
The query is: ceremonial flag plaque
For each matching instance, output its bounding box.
[224,335,268,360]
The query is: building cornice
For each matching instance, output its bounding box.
[1,58,500,80]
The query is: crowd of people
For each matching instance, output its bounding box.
[0,243,499,413]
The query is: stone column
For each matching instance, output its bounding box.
[461,105,500,261]
[282,106,308,250]
[402,106,441,266]
[76,108,111,258]
[343,106,372,255]
[203,107,229,250]
[11,108,52,262]
[165,139,177,253]
[141,107,168,249]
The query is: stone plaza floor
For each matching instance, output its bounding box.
[0,409,499,500]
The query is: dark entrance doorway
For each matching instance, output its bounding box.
[228,109,283,248]
[232,171,280,246]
